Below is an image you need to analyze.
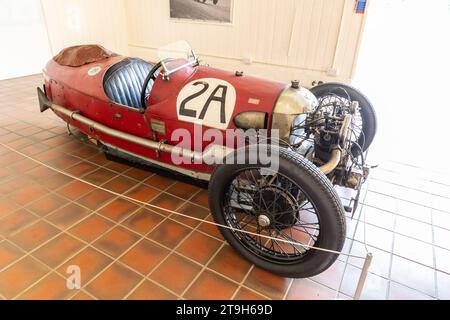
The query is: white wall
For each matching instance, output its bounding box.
[40,0,129,55]
[0,0,52,80]
[126,0,369,85]
[1,0,367,84]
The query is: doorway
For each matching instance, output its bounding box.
[353,0,450,172]
[0,0,52,80]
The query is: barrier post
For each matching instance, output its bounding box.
[354,252,373,300]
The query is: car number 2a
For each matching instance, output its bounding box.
[176,78,236,130]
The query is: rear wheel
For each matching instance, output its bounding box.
[310,82,377,155]
[209,146,346,278]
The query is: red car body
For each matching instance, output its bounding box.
[43,55,287,176]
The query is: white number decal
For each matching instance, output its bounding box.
[176,78,236,129]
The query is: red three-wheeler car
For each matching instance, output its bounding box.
[37,41,376,278]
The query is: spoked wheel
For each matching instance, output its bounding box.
[209,147,346,278]
[310,82,377,156]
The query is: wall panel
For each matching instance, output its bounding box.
[40,0,129,55]
[125,0,367,84]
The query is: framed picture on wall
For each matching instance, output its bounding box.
[169,0,233,24]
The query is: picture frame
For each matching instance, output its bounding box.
[169,0,234,25]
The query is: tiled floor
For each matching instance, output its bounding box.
[0,74,449,300]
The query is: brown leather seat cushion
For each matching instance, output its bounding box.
[53,45,117,67]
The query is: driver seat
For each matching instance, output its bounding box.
[104,58,154,109]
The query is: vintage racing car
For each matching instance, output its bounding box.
[37,41,376,278]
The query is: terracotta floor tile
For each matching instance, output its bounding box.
[57,247,113,284]
[390,256,436,297]
[0,209,37,237]
[9,184,47,206]
[125,184,160,203]
[39,173,73,190]
[10,221,60,251]
[287,279,337,300]
[86,153,109,166]
[233,287,267,300]
[389,281,434,300]
[0,241,24,270]
[150,254,201,295]
[148,219,192,249]
[103,175,137,194]
[8,158,39,173]
[198,216,224,240]
[189,189,209,208]
[104,161,130,173]
[0,256,49,299]
[120,239,170,275]
[93,226,140,258]
[144,174,174,190]
[393,234,434,267]
[32,233,85,268]
[176,231,222,265]
[70,145,99,159]
[68,214,114,243]
[83,168,117,185]
[123,167,153,181]
[77,189,115,210]
[172,202,210,228]
[166,182,200,199]
[56,180,95,201]
[340,265,388,300]
[311,260,346,291]
[0,197,19,219]
[98,198,140,222]
[244,268,292,300]
[25,166,56,182]
[149,192,186,216]
[17,273,74,300]
[85,263,142,300]
[127,280,177,300]
[184,270,238,300]
[208,245,252,283]
[71,291,96,300]
[64,161,99,177]
[122,208,165,236]
[46,203,91,230]
[25,194,68,217]
[0,177,30,195]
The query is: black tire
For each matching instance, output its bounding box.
[209,146,346,278]
[213,0,219,4]
[310,82,377,154]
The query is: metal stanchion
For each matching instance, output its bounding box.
[354,252,373,300]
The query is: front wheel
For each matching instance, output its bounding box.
[209,146,346,278]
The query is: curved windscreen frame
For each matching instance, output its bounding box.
[158,40,198,77]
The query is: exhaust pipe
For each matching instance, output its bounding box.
[38,87,231,164]
[318,114,352,175]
